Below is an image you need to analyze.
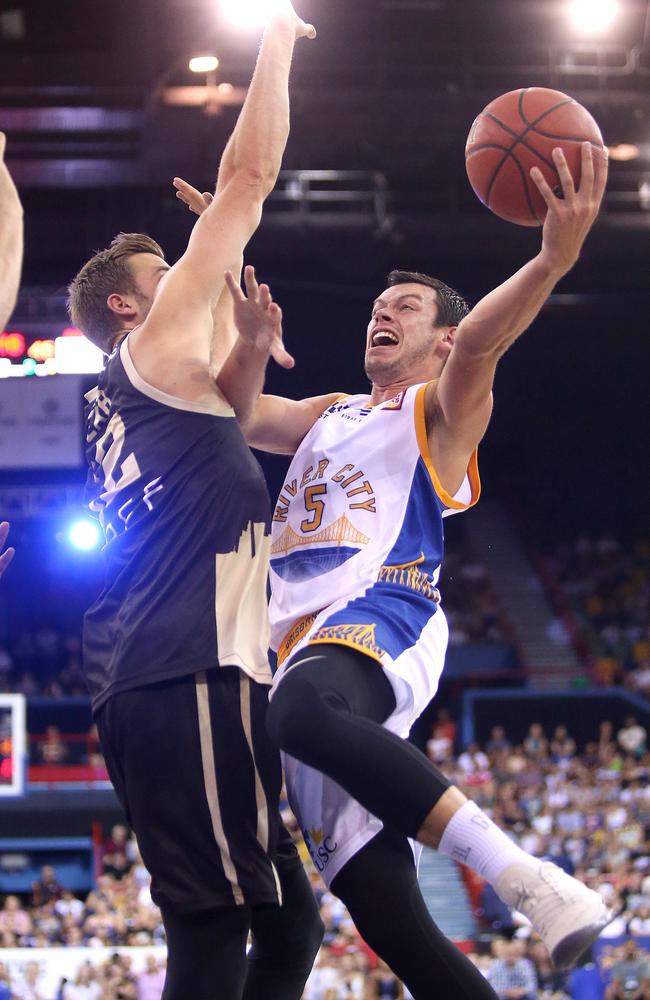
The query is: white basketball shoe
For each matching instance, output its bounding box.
[495,861,614,968]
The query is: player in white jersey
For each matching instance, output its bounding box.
[181,142,612,997]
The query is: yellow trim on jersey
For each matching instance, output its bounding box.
[414,384,481,511]
[304,636,384,666]
[277,612,320,667]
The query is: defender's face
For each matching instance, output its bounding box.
[364,283,442,384]
[129,253,171,318]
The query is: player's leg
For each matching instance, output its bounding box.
[267,644,612,966]
[96,670,285,1000]
[331,827,498,1000]
[160,904,250,1000]
[244,826,323,1000]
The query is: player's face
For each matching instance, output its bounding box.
[365,283,443,384]
[128,254,171,319]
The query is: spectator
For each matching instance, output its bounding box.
[0,893,32,940]
[486,726,512,755]
[0,962,11,1000]
[604,939,650,1000]
[528,939,571,999]
[54,890,85,923]
[618,718,647,759]
[38,726,69,765]
[62,964,101,1000]
[135,956,165,1000]
[31,865,64,906]
[425,708,457,764]
[486,940,538,1000]
[550,725,576,764]
[102,825,134,880]
[13,960,48,1000]
[523,723,548,759]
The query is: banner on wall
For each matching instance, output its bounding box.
[0,376,85,469]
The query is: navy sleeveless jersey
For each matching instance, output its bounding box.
[83,336,273,712]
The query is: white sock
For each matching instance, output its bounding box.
[438,800,540,887]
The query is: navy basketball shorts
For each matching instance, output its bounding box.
[96,666,300,913]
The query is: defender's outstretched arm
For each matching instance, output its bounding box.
[130,3,315,402]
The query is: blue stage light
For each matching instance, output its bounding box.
[67,520,101,551]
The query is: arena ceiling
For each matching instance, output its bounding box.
[0,0,649,285]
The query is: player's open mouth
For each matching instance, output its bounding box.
[371,329,399,347]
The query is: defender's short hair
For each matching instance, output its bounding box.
[67,232,165,354]
[386,270,470,327]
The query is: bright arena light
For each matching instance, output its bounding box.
[67,520,101,551]
[189,55,219,74]
[219,0,283,31]
[569,0,620,33]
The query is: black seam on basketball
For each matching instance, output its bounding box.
[492,148,539,223]
[518,90,575,131]
[477,143,537,222]
[483,111,557,172]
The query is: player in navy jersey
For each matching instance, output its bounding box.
[180,142,613,998]
[67,6,323,999]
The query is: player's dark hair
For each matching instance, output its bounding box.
[67,233,165,354]
[386,270,470,328]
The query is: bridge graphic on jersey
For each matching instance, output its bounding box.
[270,515,370,582]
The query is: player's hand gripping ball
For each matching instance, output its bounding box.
[465,87,604,226]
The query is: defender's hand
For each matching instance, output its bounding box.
[272,0,316,40]
[173,177,213,217]
[531,142,608,276]
[0,522,15,579]
[225,266,295,370]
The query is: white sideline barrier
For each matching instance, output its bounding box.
[0,945,167,996]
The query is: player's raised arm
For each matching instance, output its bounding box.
[428,142,608,489]
[216,267,341,454]
[0,135,23,330]
[128,3,315,396]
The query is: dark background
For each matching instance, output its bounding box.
[0,0,648,538]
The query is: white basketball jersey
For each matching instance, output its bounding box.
[269,383,480,666]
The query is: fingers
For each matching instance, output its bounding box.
[299,20,317,39]
[0,522,8,548]
[592,145,609,205]
[172,177,210,215]
[0,546,15,577]
[552,147,576,202]
[243,264,260,302]
[530,166,556,211]
[224,270,246,302]
[270,340,296,369]
[576,142,594,197]
[0,133,6,160]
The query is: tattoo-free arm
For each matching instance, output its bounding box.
[427,143,608,495]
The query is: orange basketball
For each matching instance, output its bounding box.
[465,87,604,226]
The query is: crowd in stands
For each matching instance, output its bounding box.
[542,535,650,691]
[1,710,650,997]
[440,546,513,647]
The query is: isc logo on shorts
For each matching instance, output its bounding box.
[305,827,339,873]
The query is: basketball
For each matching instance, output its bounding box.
[465,87,604,226]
